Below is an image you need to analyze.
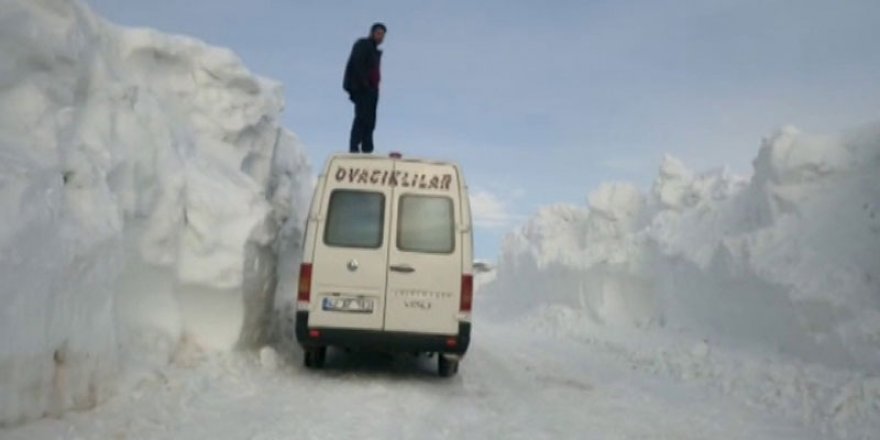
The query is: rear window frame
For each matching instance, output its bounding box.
[323,189,386,250]
[396,194,456,255]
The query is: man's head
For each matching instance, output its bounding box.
[370,22,386,45]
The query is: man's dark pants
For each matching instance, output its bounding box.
[349,90,378,153]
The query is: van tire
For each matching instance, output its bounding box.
[304,347,326,369]
[438,355,459,377]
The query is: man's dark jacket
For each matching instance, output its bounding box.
[343,37,382,95]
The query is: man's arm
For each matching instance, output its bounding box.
[349,39,371,90]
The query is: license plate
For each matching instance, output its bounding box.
[322,296,374,313]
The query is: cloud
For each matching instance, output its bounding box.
[469,189,516,230]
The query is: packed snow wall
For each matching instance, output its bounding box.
[484,124,880,372]
[0,0,312,425]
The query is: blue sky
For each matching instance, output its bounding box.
[84,0,880,260]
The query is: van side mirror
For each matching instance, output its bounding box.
[473,261,493,274]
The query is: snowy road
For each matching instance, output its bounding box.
[4,320,818,440]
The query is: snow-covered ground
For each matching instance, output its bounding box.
[2,0,878,439]
[3,317,824,440]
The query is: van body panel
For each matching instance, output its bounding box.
[306,158,395,330]
[383,160,463,334]
[300,175,325,265]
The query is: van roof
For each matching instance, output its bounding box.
[325,153,461,169]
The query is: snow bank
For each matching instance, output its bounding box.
[0,0,311,425]
[488,124,880,369]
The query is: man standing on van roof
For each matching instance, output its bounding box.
[344,23,386,154]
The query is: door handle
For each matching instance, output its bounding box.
[389,264,415,273]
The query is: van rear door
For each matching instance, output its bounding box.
[307,159,394,330]
[383,161,462,335]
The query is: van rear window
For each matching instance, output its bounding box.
[324,190,385,249]
[397,195,455,253]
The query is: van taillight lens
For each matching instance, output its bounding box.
[460,274,473,312]
[298,263,312,303]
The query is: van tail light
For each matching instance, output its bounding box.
[297,263,313,306]
[460,274,473,313]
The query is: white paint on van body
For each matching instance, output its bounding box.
[301,154,473,336]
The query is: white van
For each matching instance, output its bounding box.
[295,152,474,377]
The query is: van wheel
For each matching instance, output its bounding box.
[304,347,326,369]
[438,355,459,377]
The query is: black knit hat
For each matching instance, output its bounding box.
[371,22,387,34]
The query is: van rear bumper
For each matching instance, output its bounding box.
[295,312,470,355]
